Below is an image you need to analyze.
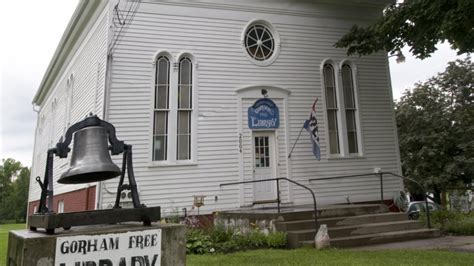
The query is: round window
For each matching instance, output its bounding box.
[242,20,280,66]
[245,25,274,61]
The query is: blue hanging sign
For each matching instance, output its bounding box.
[248,98,280,129]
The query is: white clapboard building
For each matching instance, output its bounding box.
[28,0,403,217]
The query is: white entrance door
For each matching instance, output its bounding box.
[253,132,277,202]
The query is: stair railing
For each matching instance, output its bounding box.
[220,178,319,232]
[309,171,432,228]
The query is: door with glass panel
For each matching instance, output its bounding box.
[253,132,277,202]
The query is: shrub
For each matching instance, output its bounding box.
[422,209,461,228]
[246,230,267,248]
[186,227,287,254]
[186,229,213,254]
[209,227,233,243]
[423,210,474,235]
[444,214,474,235]
[266,231,287,248]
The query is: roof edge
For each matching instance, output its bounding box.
[32,0,105,106]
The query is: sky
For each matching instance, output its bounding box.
[0,1,466,167]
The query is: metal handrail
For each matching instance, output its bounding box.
[309,171,432,228]
[220,178,319,232]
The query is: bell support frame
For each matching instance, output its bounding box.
[29,114,160,234]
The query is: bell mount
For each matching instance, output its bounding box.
[29,114,161,234]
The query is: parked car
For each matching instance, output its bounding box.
[407,201,441,220]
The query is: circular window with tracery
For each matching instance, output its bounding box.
[242,20,280,66]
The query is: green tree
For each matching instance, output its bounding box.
[0,158,30,222]
[395,57,473,203]
[335,0,474,59]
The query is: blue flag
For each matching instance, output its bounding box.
[303,99,321,160]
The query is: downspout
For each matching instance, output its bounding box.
[26,104,41,222]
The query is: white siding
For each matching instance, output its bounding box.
[102,0,402,215]
[29,8,109,202]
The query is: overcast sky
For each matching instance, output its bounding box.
[0,1,465,167]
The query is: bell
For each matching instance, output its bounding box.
[58,126,121,184]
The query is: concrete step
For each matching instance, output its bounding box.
[329,220,424,238]
[300,228,441,248]
[286,220,424,248]
[216,204,389,224]
[276,212,408,231]
[281,204,388,221]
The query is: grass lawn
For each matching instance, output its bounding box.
[2,225,474,265]
[0,224,25,264]
[188,248,474,266]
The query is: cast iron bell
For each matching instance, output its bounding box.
[58,126,121,184]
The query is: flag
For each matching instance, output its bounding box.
[303,98,321,160]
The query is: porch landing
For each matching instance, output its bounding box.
[215,204,440,248]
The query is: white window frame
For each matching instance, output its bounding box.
[321,60,344,157]
[152,53,172,162]
[321,59,363,158]
[339,60,363,156]
[241,19,281,67]
[149,51,198,166]
[64,73,75,133]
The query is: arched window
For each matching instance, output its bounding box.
[341,64,358,154]
[323,64,340,154]
[151,52,196,163]
[153,56,170,161]
[177,57,192,160]
[64,74,74,131]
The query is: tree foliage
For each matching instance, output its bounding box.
[0,158,30,222]
[395,57,473,201]
[335,0,474,59]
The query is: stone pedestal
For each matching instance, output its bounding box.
[7,223,185,266]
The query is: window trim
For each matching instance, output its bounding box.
[339,60,363,156]
[177,56,193,161]
[153,55,171,161]
[149,51,198,167]
[321,60,344,158]
[241,19,281,67]
[64,73,75,133]
[320,59,363,159]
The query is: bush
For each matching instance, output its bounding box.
[246,230,267,248]
[186,228,287,254]
[424,210,474,235]
[186,229,213,254]
[209,227,233,243]
[266,231,287,248]
[444,214,474,235]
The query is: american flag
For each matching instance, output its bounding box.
[303,98,321,160]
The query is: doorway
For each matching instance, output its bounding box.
[252,131,277,202]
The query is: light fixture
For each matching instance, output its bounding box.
[389,50,406,63]
[193,195,206,214]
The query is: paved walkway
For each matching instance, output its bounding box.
[350,236,474,252]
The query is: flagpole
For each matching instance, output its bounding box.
[287,98,319,159]
[288,124,305,159]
